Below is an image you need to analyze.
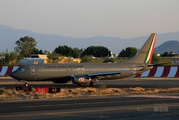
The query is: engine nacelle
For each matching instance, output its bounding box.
[71,75,91,84]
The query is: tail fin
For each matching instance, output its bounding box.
[126,33,157,64]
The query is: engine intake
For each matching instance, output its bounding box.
[71,75,90,84]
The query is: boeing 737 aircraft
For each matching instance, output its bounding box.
[10,33,157,86]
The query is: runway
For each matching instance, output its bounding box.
[1,77,179,88]
[0,96,179,120]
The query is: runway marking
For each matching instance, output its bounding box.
[21,104,72,108]
[126,95,179,99]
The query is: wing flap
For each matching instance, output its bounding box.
[87,72,121,77]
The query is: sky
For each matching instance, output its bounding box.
[0,0,179,38]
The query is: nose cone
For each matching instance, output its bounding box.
[10,71,20,80]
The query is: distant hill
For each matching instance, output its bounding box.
[155,41,179,54]
[0,24,179,53]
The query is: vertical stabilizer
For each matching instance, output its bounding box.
[126,33,156,64]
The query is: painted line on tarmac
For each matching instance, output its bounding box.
[0,106,150,118]
[126,95,179,99]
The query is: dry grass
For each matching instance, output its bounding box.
[1,87,179,101]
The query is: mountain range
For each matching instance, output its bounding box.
[155,41,179,54]
[0,24,179,54]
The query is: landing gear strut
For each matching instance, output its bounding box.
[90,79,98,87]
[78,84,82,86]
[90,82,96,87]
[24,83,28,86]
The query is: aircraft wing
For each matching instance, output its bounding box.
[86,70,136,78]
[148,62,172,66]
[86,71,121,79]
[87,71,121,77]
[136,62,172,68]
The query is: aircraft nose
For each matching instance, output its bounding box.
[10,71,19,80]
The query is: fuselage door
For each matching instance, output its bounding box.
[30,66,36,75]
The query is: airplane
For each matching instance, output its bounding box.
[10,33,157,86]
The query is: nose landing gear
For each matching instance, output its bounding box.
[24,83,28,86]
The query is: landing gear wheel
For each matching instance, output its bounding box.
[24,83,28,86]
[90,82,96,87]
[78,84,82,86]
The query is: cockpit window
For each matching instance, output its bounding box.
[18,68,25,72]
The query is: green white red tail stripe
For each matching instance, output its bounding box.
[144,33,156,64]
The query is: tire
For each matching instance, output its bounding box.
[90,82,96,87]
[24,83,28,86]
[78,84,82,86]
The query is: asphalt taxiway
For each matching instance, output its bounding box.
[1,78,179,119]
[0,96,179,120]
[1,78,179,88]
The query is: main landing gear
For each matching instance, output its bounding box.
[77,80,98,87]
[90,82,96,87]
[90,79,98,87]
[78,84,82,86]
[77,82,96,87]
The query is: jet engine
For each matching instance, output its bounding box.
[71,75,91,85]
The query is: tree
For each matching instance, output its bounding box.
[103,58,115,63]
[0,53,5,66]
[161,51,169,57]
[80,55,92,63]
[0,52,21,65]
[54,45,74,57]
[5,52,21,65]
[73,47,82,58]
[152,52,160,64]
[118,47,138,57]
[54,46,82,58]
[15,36,37,57]
[47,52,61,63]
[31,48,43,54]
[161,51,175,57]
[82,46,110,57]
